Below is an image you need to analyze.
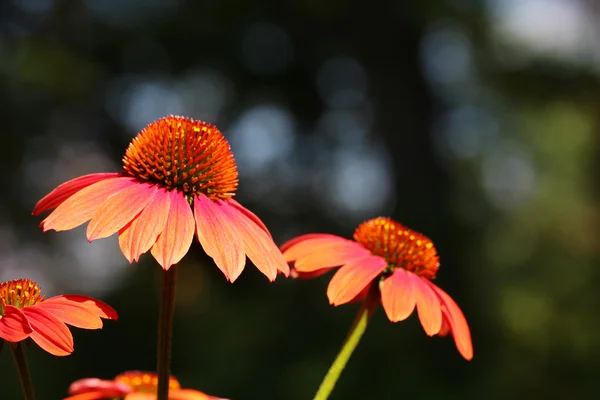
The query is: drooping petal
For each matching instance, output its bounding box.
[150,190,195,270]
[427,281,473,360]
[119,187,171,263]
[22,306,74,356]
[291,268,334,280]
[326,255,387,306]
[124,394,154,400]
[411,274,442,336]
[0,305,33,342]
[42,177,136,232]
[194,195,244,282]
[228,198,272,239]
[222,201,289,281]
[87,183,158,241]
[68,378,131,395]
[43,295,118,321]
[37,295,117,329]
[33,173,121,216]
[171,389,230,400]
[380,268,416,323]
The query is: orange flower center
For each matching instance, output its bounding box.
[122,116,239,201]
[115,371,181,393]
[0,279,44,312]
[353,217,439,279]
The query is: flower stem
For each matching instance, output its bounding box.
[157,265,178,400]
[313,287,379,400]
[10,342,36,400]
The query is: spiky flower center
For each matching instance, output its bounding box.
[115,371,180,393]
[122,116,239,201]
[0,279,44,313]
[353,217,439,279]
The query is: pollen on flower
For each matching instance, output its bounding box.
[115,371,180,393]
[353,217,440,279]
[0,278,44,310]
[121,116,239,200]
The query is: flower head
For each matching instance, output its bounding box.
[64,370,228,400]
[281,217,473,360]
[33,116,289,281]
[0,278,118,356]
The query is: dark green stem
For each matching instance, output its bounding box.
[313,287,379,400]
[156,265,178,400]
[10,342,36,400]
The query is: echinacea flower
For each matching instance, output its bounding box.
[0,278,118,356]
[64,371,228,400]
[281,217,473,360]
[33,116,289,281]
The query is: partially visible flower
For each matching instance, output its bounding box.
[0,278,118,356]
[64,371,228,400]
[281,217,473,360]
[33,116,289,281]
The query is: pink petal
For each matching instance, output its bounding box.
[380,268,416,322]
[33,173,121,216]
[150,190,195,270]
[87,183,158,241]
[68,378,131,395]
[41,177,136,232]
[194,195,245,282]
[228,198,273,239]
[222,202,290,281]
[427,281,473,360]
[412,274,442,336]
[326,255,387,306]
[119,187,171,263]
[44,295,118,321]
[38,295,118,329]
[22,306,74,356]
[0,305,33,342]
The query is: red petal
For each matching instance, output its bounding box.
[33,173,121,216]
[37,295,118,329]
[0,305,33,342]
[22,306,74,356]
[150,190,195,270]
[228,198,273,239]
[41,177,136,232]
[45,295,118,320]
[412,274,442,336]
[326,255,387,306]
[87,183,157,241]
[380,269,416,322]
[119,187,171,263]
[291,268,334,280]
[194,195,245,282]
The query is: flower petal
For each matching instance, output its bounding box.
[37,295,118,329]
[22,306,74,356]
[150,190,195,270]
[87,183,158,241]
[222,201,289,281]
[0,305,33,342]
[44,295,118,321]
[41,177,136,232]
[427,281,473,360]
[119,187,171,263]
[326,255,387,306]
[33,173,121,216]
[412,274,442,336]
[194,195,245,282]
[228,198,272,239]
[63,392,120,400]
[124,394,155,400]
[68,377,131,395]
[380,268,416,322]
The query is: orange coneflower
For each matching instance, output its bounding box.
[33,116,289,281]
[0,278,117,356]
[281,217,473,360]
[64,371,228,400]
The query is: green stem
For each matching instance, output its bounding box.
[156,265,178,400]
[10,342,36,400]
[313,287,379,400]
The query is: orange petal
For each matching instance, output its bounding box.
[22,306,74,356]
[63,392,118,400]
[194,195,245,282]
[119,187,171,263]
[171,389,230,400]
[38,295,118,329]
[223,201,289,281]
[326,255,387,306]
[87,183,158,241]
[427,281,473,360]
[42,177,136,232]
[44,295,118,321]
[228,198,273,239]
[150,190,195,270]
[68,377,131,395]
[0,305,33,342]
[124,394,155,400]
[33,173,121,216]
[411,274,442,336]
[380,268,416,322]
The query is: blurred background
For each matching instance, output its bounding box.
[1,0,599,398]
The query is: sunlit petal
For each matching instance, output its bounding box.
[380,268,416,322]
[327,255,387,306]
[0,305,33,342]
[412,274,442,336]
[22,306,74,356]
